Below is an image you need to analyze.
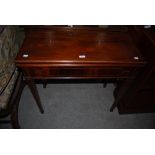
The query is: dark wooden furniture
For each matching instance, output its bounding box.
[116,26,155,113]
[15,26,146,113]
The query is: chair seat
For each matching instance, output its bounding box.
[0,61,18,110]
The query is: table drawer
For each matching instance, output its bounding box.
[22,67,136,79]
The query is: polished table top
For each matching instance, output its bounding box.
[15,26,147,114]
[16,26,145,68]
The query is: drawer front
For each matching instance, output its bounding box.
[22,67,136,79]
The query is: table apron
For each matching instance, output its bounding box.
[21,66,138,79]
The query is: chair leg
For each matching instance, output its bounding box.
[11,105,20,129]
[10,73,25,129]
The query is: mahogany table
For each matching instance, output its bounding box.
[15,26,146,113]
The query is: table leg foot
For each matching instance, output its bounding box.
[110,102,117,112]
